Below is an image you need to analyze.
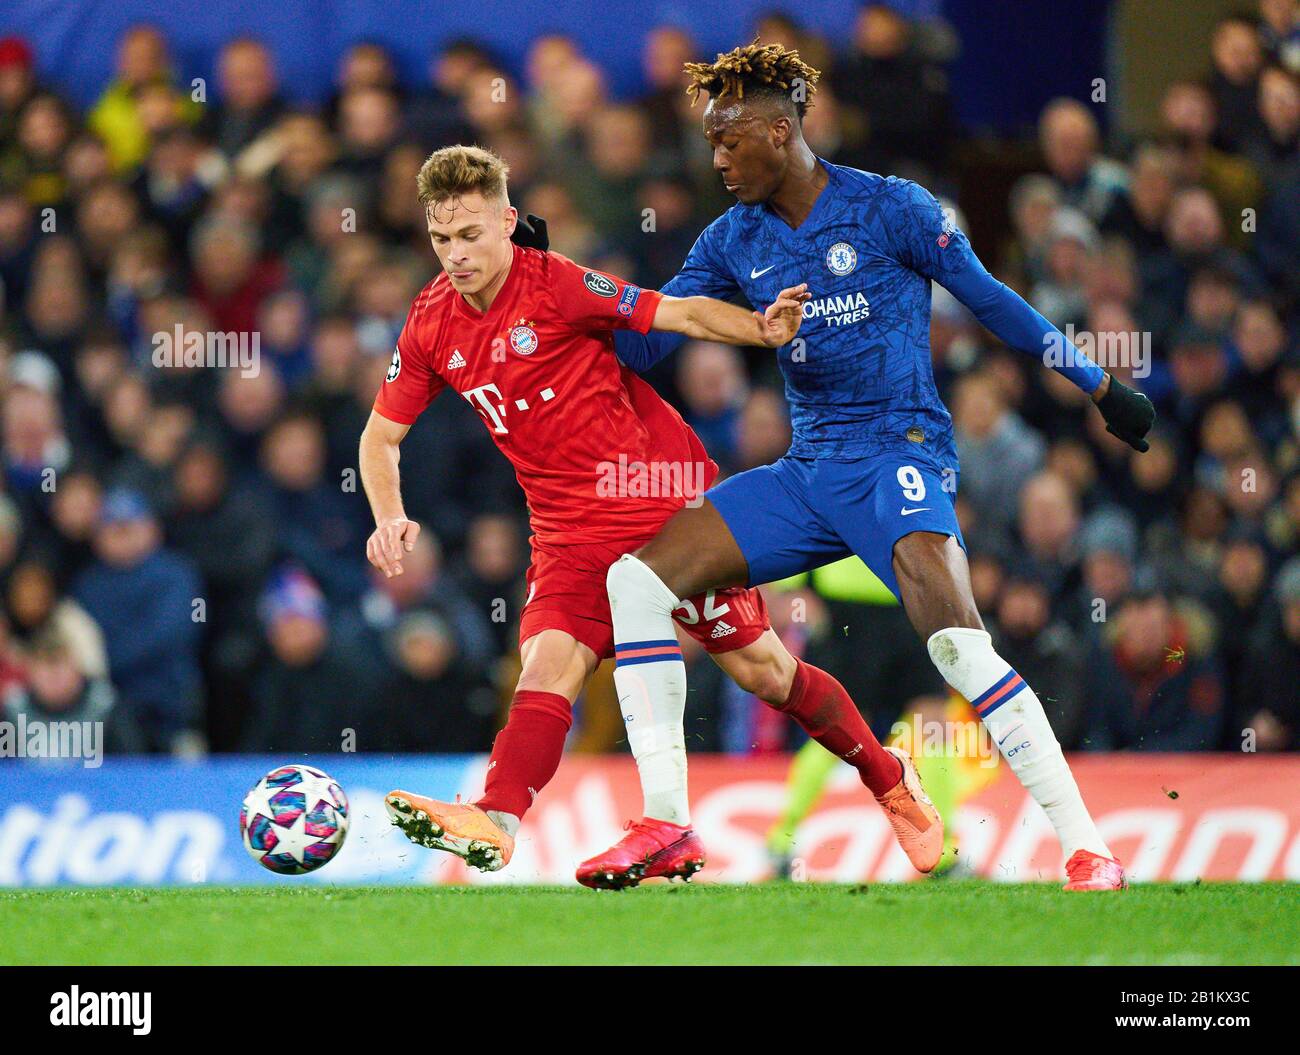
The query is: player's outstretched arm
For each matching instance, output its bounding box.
[614,221,742,372]
[359,410,421,577]
[652,284,810,348]
[941,257,1155,451]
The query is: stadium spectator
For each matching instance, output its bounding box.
[71,488,202,752]
[204,38,286,161]
[243,564,381,752]
[675,341,748,473]
[403,39,484,150]
[5,557,107,679]
[1243,63,1300,182]
[640,25,696,161]
[1236,556,1300,750]
[831,3,954,176]
[1014,471,1082,603]
[1209,14,1268,154]
[952,370,1045,537]
[369,611,499,752]
[260,410,369,601]
[88,25,191,173]
[1074,506,1138,633]
[167,436,276,743]
[1,624,143,755]
[1037,98,1127,224]
[1210,526,1273,708]
[448,514,527,657]
[0,36,38,153]
[1084,582,1227,751]
[1157,81,1262,248]
[1099,144,1177,257]
[358,529,494,671]
[990,573,1087,748]
[1260,0,1300,73]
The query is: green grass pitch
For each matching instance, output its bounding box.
[2,882,1295,965]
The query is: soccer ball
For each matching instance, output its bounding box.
[240,764,349,875]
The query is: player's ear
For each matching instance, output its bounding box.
[502,203,519,240]
[771,114,792,150]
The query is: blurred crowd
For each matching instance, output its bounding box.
[0,3,1296,759]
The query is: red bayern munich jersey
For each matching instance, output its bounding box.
[373,244,719,545]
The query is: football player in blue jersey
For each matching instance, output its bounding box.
[603,42,1154,890]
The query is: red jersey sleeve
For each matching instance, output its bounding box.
[373,313,446,425]
[545,252,662,335]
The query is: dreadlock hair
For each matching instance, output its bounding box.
[683,41,821,119]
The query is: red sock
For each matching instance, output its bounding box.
[776,659,903,797]
[476,690,572,820]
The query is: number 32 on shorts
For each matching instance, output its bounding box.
[673,589,731,624]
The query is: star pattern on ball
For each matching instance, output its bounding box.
[242,779,283,827]
[297,773,342,815]
[262,808,318,866]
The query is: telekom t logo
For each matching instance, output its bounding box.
[462,382,558,435]
[463,383,508,433]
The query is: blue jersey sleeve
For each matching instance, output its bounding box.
[887,178,1104,395]
[941,255,1105,394]
[614,218,741,372]
[883,178,974,284]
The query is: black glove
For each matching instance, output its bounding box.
[1097,375,1155,452]
[511,213,549,251]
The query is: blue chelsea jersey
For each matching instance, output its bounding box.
[625,160,974,464]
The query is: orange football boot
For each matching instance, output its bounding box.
[875,746,945,873]
[384,791,514,872]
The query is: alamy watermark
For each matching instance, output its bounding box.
[595,456,708,508]
[0,715,103,768]
[1044,324,1151,379]
[889,713,998,768]
[50,986,151,1034]
[151,325,260,378]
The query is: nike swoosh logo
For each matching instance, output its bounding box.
[900,507,931,516]
[997,724,1025,746]
[750,265,775,279]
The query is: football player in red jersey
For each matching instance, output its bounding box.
[360,145,939,887]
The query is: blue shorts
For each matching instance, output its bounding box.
[706,453,964,600]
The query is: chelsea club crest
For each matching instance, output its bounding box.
[825,242,857,276]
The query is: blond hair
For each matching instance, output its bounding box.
[684,41,820,118]
[416,145,510,209]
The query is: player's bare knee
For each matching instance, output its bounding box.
[515,660,569,695]
[751,660,796,705]
[721,638,796,704]
[517,632,587,697]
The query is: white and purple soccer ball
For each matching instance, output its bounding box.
[240,764,349,875]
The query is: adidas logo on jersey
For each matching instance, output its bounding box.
[711,620,737,639]
[448,350,467,369]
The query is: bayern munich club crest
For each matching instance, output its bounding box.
[825,242,857,276]
[510,324,539,356]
